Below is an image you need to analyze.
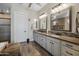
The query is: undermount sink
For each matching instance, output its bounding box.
[54,33,62,35]
[62,32,79,38]
[49,31,63,36]
[37,29,47,33]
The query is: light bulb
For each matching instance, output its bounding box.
[34,19,37,22]
[39,13,47,19]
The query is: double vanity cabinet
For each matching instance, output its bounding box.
[33,31,61,56]
[33,31,79,56]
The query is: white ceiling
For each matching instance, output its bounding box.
[0,3,47,12]
[27,3,47,11]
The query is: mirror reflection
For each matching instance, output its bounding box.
[50,8,71,31]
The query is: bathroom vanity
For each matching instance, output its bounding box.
[33,31,79,56]
[33,6,79,56]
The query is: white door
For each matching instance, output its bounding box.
[14,10,28,43]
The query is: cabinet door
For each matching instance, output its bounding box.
[35,33,38,41]
[53,41,60,56]
[46,37,52,53]
[39,35,42,46]
[51,38,61,56]
[43,37,47,49]
[37,34,40,44]
[41,38,44,47]
[51,41,54,55]
[40,38,42,46]
[38,34,42,45]
[33,32,37,42]
[41,36,46,48]
[33,32,35,41]
[35,33,37,42]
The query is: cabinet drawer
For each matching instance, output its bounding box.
[62,41,79,52]
[61,46,79,56]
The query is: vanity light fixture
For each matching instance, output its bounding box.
[62,4,70,9]
[53,21,57,25]
[51,7,60,14]
[54,7,59,13]
[51,9,55,14]
[6,9,9,13]
[34,19,37,22]
[39,13,47,19]
[67,19,69,24]
[57,6,63,12]
[51,4,70,14]
[51,8,57,14]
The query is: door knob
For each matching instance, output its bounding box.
[24,31,26,32]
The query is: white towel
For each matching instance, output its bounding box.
[0,41,8,52]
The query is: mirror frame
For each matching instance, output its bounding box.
[76,12,79,33]
[50,7,72,32]
[39,16,48,30]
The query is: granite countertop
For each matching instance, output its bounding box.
[34,31,79,45]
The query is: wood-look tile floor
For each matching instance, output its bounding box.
[20,42,51,56]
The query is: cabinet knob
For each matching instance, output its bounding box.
[65,44,73,48]
[51,42,54,44]
[52,43,54,44]
[50,42,54,44]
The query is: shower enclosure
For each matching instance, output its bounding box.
[0,19,10,42]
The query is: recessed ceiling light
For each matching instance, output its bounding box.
[39,13,47,19]
[51,4,70,14]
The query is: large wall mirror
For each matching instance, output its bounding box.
[39,13,47,31]
[50,8,71,32]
